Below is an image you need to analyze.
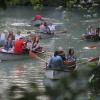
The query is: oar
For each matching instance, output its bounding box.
[83,45,97,49]
[29,50,46,62]
[84,43,100,50]
[87,57,99,62]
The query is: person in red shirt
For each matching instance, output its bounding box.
[32,15,44,27]
[34,15,42,21]
[13,38,24,54]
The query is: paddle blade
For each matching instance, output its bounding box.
[83,46,97,50]
[88,57,99,62]
[29,51,37,58]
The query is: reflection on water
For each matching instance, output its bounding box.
[0,6,100,99]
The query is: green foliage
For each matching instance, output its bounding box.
[88,62,97,69]
[7,0,19,5]
[65,0,77,8]
[30,0,43,10]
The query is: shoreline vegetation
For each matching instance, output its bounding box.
[0,0,100,10]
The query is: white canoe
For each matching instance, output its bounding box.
[0,48,45,61]
[0,48,28,61]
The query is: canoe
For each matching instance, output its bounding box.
[82,34,100,41]
[38,33,54,39]
[0,48,44,61]
[0,48,29,61]
[45,63,76,80]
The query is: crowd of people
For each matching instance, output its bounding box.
[0,30,42,54]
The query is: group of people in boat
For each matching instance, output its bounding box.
[86,26,100,36]
[82,25,100,39]
[32,15,56,35]
[46,47,76,71]
[0,30,42,54]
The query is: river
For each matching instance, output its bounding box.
[0,6,100,100]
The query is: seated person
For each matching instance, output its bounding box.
[0,31,6,46]
[32,37,42,52]
[48,23,56,34]
[15,31,22,40]
[33,15,43,21]
[39,22,46,33]
[13,38,24,54]
[64,48,76,65]
[47,50,64,69]
[4,37,13,51]
[95,27,100,36]
[86,25,95,35]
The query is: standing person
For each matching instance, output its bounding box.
[13,38,24,54]
[47,50,64,69]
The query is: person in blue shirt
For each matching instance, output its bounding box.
[47,50,64,69]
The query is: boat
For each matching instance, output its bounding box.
[35,29,67,39]
[45,62,76,80]
[82,34,100,42]
[0,47,44,61]
[37,33,54,39]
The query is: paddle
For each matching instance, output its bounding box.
[29,50,46,62]
[84,43,100,50]
[83,45,97,49]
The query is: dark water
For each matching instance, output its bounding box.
[0,6,100,100]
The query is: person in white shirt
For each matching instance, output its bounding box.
[15,31,22,40]
[0,31,6,46]
[48,23,56,34]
